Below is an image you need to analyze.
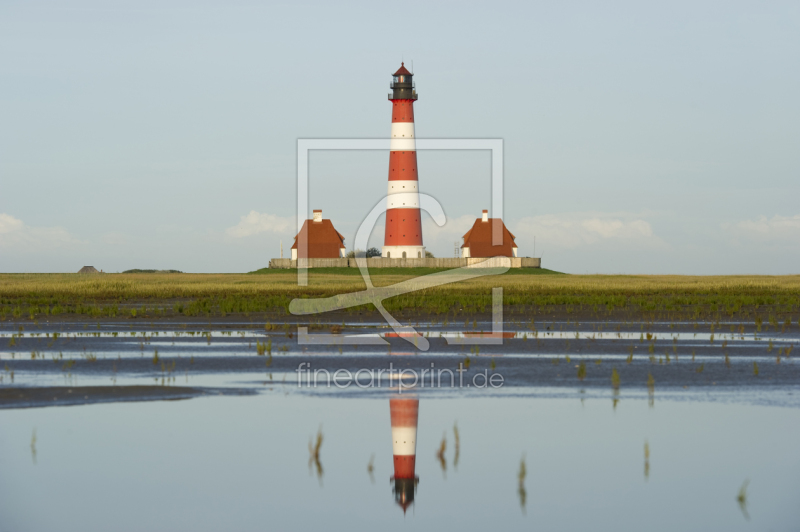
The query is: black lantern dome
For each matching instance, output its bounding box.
[389,63,418,100]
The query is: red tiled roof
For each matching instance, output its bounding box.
[393,62,412,76]
[291,219,345,258]
[461,218,517,258]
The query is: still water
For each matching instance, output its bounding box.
[1,390,799,531]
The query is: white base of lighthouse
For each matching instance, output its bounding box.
[382,246,426,259]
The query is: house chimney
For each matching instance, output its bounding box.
[482,209,488,222]
[313,210,322,222]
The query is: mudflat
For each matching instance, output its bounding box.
[0,385,255,408]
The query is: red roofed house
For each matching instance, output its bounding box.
[291,210,346,260]
[461,210,518,258]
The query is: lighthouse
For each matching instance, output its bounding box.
[389,396,420,513]
[383,63,425,259]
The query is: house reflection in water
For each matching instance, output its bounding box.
[389,395,420,514]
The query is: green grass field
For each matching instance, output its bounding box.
[0,272,798,323]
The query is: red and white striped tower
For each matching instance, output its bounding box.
[383,63,425,259]
[389,396,419,513]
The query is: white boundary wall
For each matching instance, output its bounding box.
[268,257,541,269]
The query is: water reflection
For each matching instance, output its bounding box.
[308,426,323,484]
[737,480,750,521]
[436,432,447,476]
[453,422,460,470]
[2,390,798,529]
[518,455,527,514]
[367,454,375,484]
[389,396,419,514]
[30,428,37,465]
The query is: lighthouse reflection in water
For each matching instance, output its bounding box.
[389,394,420,513]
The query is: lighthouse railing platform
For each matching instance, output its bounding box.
[388,91,418,100]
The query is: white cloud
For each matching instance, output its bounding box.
[421,214,476,256]
[423,214,476,240]
[370,213,658,257]
[514,212,657,249]
[225,211,293,238]
[101,232,132,246]
[581,218,653,239]
[723,214,800,240]
[0,213,82,250]
[0,213,24,234]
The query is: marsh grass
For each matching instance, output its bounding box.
[577,362,586,381]
[256,339,272,356]
[1,273,798,320]
[611,368,620,390]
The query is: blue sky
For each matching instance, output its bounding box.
[1,0,798,273]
